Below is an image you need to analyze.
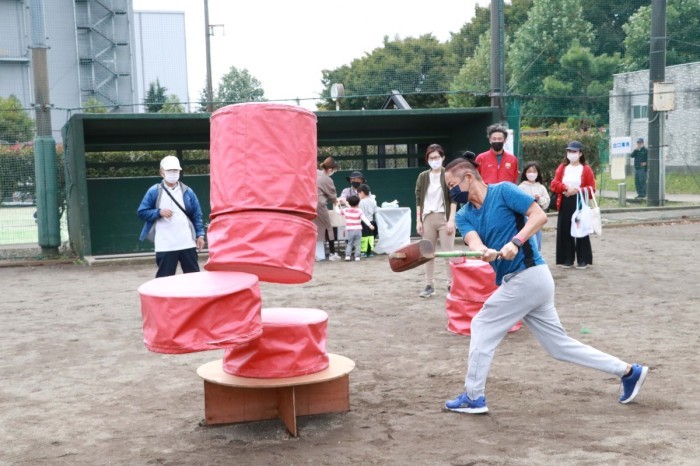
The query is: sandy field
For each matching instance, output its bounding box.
[1,221,699,465]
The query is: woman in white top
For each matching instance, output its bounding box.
[518,161,550,250]
[415,144,456,298]
[550,141,596,269]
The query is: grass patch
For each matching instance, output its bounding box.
[0,206,68,245]
[596,170,700,195]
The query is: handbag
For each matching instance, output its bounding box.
[570,188,594,238]
[589,188,602,236]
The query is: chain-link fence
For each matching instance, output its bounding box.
[2,0,700,259]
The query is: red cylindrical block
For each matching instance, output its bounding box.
[209,103,318,219]
[223,308,329,378]
[138,271,262,354]
[204,210,316,284]
[448,258,498,301]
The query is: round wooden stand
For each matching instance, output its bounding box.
[196,353,355,436]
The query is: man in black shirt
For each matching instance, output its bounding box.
[630,137,648,199]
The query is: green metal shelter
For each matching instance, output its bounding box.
[62,107,497,257]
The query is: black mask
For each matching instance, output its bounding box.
[490,142,504,152]
[351,181,361,188]
[449,184,469,204]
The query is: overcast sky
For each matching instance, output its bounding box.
[132,0,488,109]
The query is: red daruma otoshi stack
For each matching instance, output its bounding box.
[445,258,522,335]
[204,103,318,284]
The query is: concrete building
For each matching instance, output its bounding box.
[609,62,700,170]
[133,10,189,112]
[0,0,189,141]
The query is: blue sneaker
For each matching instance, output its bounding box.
[619,364,648,404]
[444,392,489,414]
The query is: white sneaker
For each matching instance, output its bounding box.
[329,253,341,261]
[355,257,360,261]
[344,256,351,261]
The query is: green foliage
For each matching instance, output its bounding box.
[198,66,266,112]
[82,97,109,114]
[448,31,492,108]
[320,35,456,110]
[83,150,210,178]
[160,95,185,114]
[623,0,700,71]
[520,129,605,188]
[144,79,167,113]
[447,0,533,69]
[509,0,595,96]
[581,0,648,57]
[534,40,620,125]
[0,95,35,143]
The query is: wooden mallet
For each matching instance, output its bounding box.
[388,239,484,273]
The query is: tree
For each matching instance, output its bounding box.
[509,0,595,96]
[144,79,167,113]
[581,0,648,57]
[447,0,533,67]
[82,96,109,114]
[0,95,35,143]
[540,40,621,126]
[159,94,185,113]
[623,0,700,71]
[319,34,456,110]
[198,66,266,112]
[448,31,492,108]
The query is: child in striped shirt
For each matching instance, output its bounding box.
[341,195,375,261]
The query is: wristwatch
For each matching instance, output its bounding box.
[511,236,523,248]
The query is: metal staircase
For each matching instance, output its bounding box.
[74,0,130,109]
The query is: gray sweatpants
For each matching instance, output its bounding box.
[345,230,362,259]
[464,264,628,399]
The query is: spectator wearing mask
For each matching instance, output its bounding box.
[475,124,519,184]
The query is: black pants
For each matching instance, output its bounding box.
[556,195,593,266]
[326,228,338,254]
[155,248,200,278]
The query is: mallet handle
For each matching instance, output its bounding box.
[434,251,484,258]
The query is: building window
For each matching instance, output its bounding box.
[632,105,648,120]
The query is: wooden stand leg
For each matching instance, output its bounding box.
[276,387,297,436]
[201,375,350,437]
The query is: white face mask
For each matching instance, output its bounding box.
[526,172,538,182]
[163,171,180,184]
[428,160,442,169]
[567,152,580,163]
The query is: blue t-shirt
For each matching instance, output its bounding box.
[454,182,545,285]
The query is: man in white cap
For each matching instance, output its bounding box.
[137,155,206,277]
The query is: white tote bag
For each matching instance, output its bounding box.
[570,188,594,238]
[589,189,602,236]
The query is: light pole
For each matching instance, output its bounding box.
[204,0,214,112]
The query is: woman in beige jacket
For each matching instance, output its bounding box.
[415,144,456,298]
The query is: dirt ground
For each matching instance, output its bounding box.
[2,221,700,465]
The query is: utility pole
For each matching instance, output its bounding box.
[29,0,60,256]
[490,0,505,123]
[204,0,214,113]
[647,0,666,206]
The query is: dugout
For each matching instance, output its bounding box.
[62,107,498,258]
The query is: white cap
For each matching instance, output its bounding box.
[160,155,182,170]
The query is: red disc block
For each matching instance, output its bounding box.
[223,308,330,378]
[449,258,498,301]
[209,103,318,220]
[446,259,522,335]
[204,210,316,284]
[138,271,262,354]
